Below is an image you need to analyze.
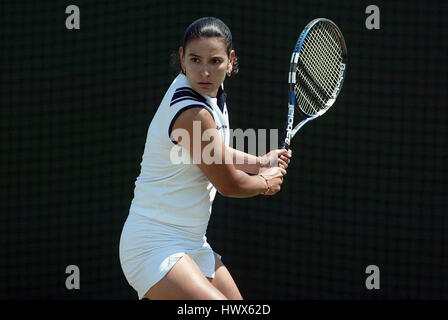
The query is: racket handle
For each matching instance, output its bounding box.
[280,141,290,150]
[277,141,290,168]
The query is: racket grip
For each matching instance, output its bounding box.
[277,141,290,168]
[280,141,290,150]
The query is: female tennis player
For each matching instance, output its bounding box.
[119,17,292,300]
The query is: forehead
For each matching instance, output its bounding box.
[184,37,227,56]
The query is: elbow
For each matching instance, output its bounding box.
[217,184,236,197]
[211,168,246,198]
[217,178,250,198]
[216,181,241,198]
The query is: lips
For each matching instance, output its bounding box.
[198,82,212,87]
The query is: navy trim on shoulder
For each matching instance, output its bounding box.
[168,104,215,145]
[170,87,208,107]
[173,87,206,102]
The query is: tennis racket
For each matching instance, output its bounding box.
[281,18,347,150]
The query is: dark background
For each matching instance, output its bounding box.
[1,0,446,299]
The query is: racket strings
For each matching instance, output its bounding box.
[294,21,344,115]
[302,32,338,96]
[298,27,341,112]
[307,24,342,93]
[312,25,342,91]
[317,23,343,89]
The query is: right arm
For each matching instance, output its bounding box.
[170,107,286,198]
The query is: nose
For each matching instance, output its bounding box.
[199,64,210,77]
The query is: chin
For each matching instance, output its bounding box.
[194,86,217,97]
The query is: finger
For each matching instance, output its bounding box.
[279,151,291,159]
[278,159,288,169]
[276,149,288,156]
[274,166,284,173]
[278,164,287,170]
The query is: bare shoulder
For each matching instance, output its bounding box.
[185,106,213,120]
[173,106,215,130]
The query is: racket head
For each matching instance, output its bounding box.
[289,18,347,118]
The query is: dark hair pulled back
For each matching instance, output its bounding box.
[171,17,239,76]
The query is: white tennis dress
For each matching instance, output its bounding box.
[119,73,230,299]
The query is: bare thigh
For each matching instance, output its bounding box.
[145,254,228,300]
[207,254,243,300]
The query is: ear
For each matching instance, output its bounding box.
[227,50,235,76]
[179,46,186,73]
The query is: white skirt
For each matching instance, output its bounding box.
[119,212,221,299]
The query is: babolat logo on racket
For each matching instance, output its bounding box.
[285,104,295,144]
[331,63,346,99]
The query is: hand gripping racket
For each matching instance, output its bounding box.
[281,18,347,149]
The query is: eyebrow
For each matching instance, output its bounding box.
[188,53,224,59]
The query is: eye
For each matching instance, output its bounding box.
[213,58,222,64]
[191,57,200,63]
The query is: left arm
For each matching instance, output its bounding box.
[227,147,260,174]
[227,147,292,174]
